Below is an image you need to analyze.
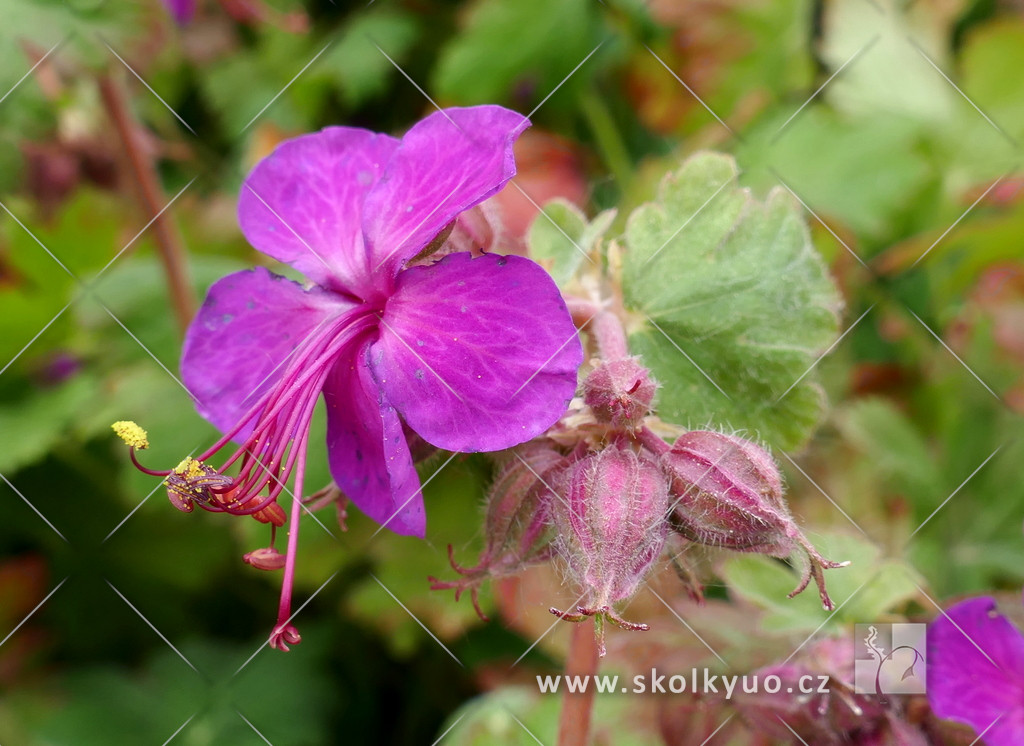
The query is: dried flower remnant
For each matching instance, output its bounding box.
[661,430,848,609]
[927,596,1024,746]
[115,106,582,650]
[548,441,669,656]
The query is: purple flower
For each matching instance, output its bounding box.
[927,596,1024,745]
[124,106,581,649]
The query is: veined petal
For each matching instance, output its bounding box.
[361,106,528,284]
[928,596,1024,746]
[324,342,425,537]
[370,252,581,453]
[238,128,399,296]
[182,267,352,436]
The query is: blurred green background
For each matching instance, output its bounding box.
[0,0,1022,743]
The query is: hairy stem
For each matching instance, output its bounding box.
[566,298,629,361]
[557,620,600,746]
[98,73,194,335]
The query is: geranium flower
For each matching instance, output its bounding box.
[927,595,1024,745]
[120,106,582,649]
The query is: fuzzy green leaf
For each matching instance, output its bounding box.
[621,152,841,449]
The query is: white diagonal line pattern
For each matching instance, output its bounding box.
[647,587,727,665]
[908,445,1002,540]
[698,715,735,746]
[910,172,1013,268]
[431,712,467,746]
[775,304,875,403]
[100,303,195,398]
[0,38,65,107]
[103,42,196,135]
[371,573,463,666]
[509,315,593,400]
[643,44,737,138]
[914,582,1001,670]
[102,479,169,543]
[241,183,333,273]
[0,198,79,281]
[509,589,590,669]
[0,303,72,379]
[641,177,733,267]
[776,716,811,746]
[0,577,67,649]
[161,713,196,746]
[907,310,1001,401]
[98,178,198,278]
[237,711,275,746]
[241,40,334,133]
[780,452,869,537]
[371,40,463,133]
[772,36,880,142]
[908,38,1017,147]
[376,315,466,404]
[106,580,199,674]
[644,315,731,400]
[508,712,546,746]
[772,172,868,268]
[0,472,68,542]
[509,182,596,265]
[527,41,605,119]
[780,576,870,665]
[371,450,459,538]
[233,570,340,676]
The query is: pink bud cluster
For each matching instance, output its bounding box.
[431,309,846,655]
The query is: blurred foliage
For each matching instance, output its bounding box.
[0,0,1022,744]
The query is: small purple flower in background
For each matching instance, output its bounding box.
[118,105,582,650]
[927,595,1024,745]
[162,0,195,24]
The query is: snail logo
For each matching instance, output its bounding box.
[853,623,927,694]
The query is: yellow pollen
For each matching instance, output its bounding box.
[173,457,206,479]
[112,421,149,449]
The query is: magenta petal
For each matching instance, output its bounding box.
[927,597,1024,746]
[361,106,528,282]
[182,267,350,436]
[370,252,581,453]
[324,342,425,537]
[238,127,399,296]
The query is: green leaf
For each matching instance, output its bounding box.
[527,199,614,288]
[432,0,602,108]
[438,685,663,746]
[319,9,421,108]
[0,376,95,474]
[837,398,944,508]
[721,533,924,634]
[620,152,840,449]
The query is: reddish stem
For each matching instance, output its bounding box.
[565,298,629,361]
[557,620,600,746]
[98,73,194,335]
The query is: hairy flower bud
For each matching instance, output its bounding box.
[582,357,657,430]
[549,442,669,655]
[662,431,848,609]
[429,442,565,620]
